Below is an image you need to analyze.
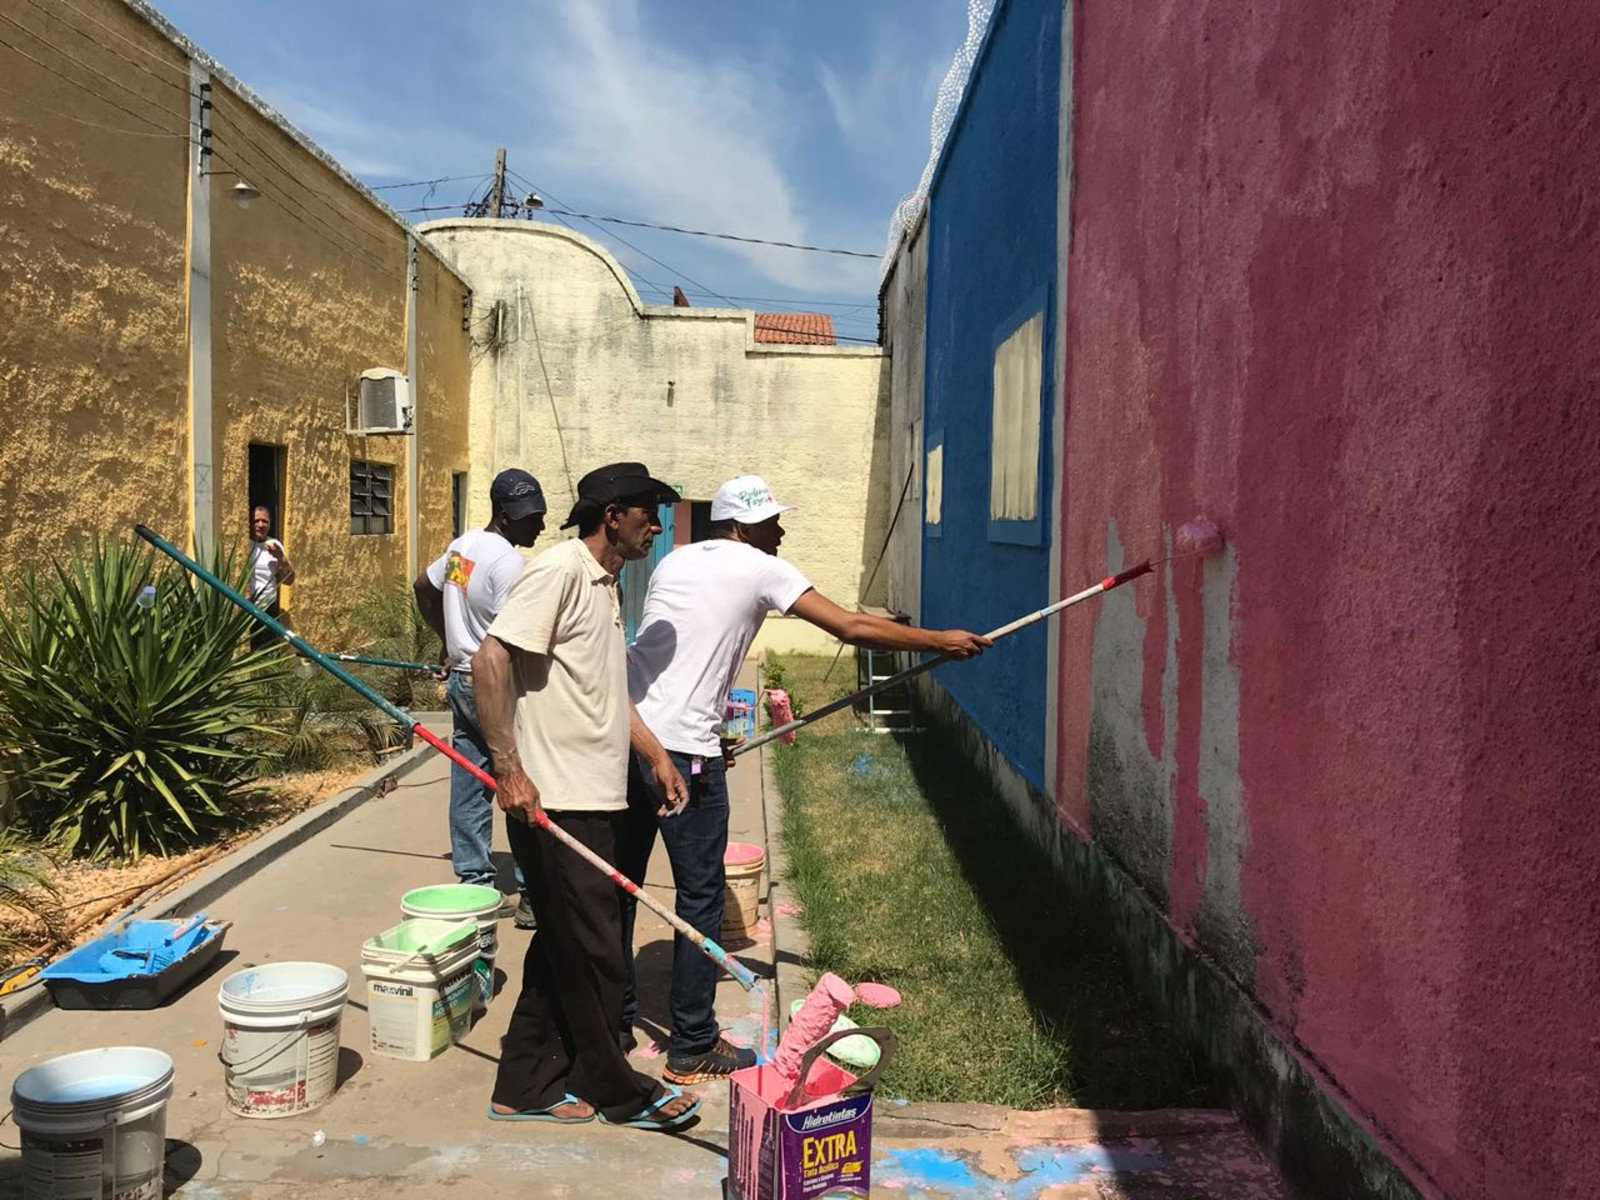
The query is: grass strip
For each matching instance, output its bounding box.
[770,654,1216,1109]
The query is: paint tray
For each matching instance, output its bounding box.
[39,917,231,1010]
[728,1027,896,1200]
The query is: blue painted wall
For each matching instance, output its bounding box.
[921,0,1060,791]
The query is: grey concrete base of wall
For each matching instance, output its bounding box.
[909,675,1430,1200]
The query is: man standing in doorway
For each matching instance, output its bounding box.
[473,462,700,1130]
[619,474,990,1083]
[414,469,546,929]
[247,506,296,651]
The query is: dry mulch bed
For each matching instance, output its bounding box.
[0,760,378,976]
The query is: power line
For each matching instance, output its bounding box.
[0,30,190,136]
[543,209,878,258]
[506,169,743,308]
[396,200,878,259]
[0,10,188,118]
[208,94,407,253]
[43,0,197,82]
[0,78,187,137]
[15,0,190,95]
[371,173,488,191]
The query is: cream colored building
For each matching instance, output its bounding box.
[420,219,891,653]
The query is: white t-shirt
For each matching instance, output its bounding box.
[425,528,528,671]
[248,540,284,606]
[629,539,813,756]
[487,539,629,812]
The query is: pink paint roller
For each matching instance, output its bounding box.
[772,972,856,1080]
[762,689,797,745]
[736,560,1158,756]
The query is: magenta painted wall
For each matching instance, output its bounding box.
[1058,3,1600,1198]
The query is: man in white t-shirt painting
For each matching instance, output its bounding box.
[618,474,991,1083]
[247,506,296,651]
[473,462,701,1130]
[414,469,546,928]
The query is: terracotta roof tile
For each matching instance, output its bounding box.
[753,312,836,345]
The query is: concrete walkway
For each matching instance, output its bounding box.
[0,718,1294,1199]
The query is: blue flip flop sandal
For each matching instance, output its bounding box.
[486,1093,594,1124]
[599,1084,701,1132]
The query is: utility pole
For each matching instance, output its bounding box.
[488,147,506,219]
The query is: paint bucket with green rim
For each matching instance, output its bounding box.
[400,884,501,1009]
[361,919,478,1061]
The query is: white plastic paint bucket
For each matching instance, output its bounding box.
[723,842,765,940]
[11,1045,174,1200]
[360,919,478,1062]
[217,961,347,1118]
[400,884,501,1009]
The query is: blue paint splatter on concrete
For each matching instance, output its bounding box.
[877,1148,984,1193]
[878,1140,1167,1198]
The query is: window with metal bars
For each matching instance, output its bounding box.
[350,460,394,535]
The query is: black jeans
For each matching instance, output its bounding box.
[493,809,663,1121]
[617,750,730,1059]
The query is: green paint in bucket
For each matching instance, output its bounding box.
[400,884,502,1008]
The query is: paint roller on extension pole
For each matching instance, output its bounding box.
[132,524,762,994]
[733,560,1157,757]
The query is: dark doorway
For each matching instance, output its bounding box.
[452,471,468,539]
[248,443,286,538]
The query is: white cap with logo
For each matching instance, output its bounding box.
[710,474,795,524]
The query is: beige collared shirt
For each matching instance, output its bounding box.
[485,538,629,812]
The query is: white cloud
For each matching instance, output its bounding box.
[493,0,876,293]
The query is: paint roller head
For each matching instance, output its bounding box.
[1175,518,1225,558]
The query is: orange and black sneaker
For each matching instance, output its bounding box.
[662,1036,757,1084]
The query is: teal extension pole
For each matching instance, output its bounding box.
[134,524,760,993]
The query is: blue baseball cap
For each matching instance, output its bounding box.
[489,469,547,520]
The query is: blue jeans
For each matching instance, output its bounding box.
[446,672,522,892]
[617,750,729,1059]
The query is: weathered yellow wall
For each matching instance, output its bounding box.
[419,219,893,654]
[0,0,472,643]
[209,77,411,639]
[0,0,190,574]
[415,251,472,566]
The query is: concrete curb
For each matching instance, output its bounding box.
[0,741,440,1042]
[759,744,812,1021]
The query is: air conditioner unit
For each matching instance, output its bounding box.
[348,368,412,434]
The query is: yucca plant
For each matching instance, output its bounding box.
[341,575,443,708]
[0,828,63,957]
[0,539,288,860]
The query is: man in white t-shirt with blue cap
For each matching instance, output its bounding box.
[414,468,546,927]
[618,474,989,1083]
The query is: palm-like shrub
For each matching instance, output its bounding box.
[0,539,287,859]
[0,829,62,957]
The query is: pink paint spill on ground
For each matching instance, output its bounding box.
[772,972,855,1078]
[853,982,902,1008]
[636,1041,663,1059]
[753,917,772,938]
[774,901,803,917]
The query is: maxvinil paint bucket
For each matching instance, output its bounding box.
[11,1045,175,1200]
[400,883,501,1009]
[723,842,765,941]
[360,919,478,1062]
[217,962,347,1118]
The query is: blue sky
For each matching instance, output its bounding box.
[153,0,975,342]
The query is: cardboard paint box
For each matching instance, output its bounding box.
[727,1028,895,1200]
